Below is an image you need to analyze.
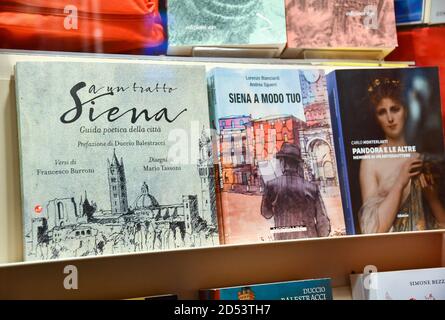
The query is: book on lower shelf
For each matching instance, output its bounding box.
[350,267,445,300]
[14,60,219,262]
[200,278,332,300]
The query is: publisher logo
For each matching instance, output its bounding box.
[34,205,43,214]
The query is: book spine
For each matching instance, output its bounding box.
[14,63,29,259]
[207,70,226,245]
[326,72,355,235]
[424,0,432,24]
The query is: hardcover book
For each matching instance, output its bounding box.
[15,61,219,261]
[283,0,398,59]
[167,0,287,57]
[200,278,332,300]
[351,267,445,300]
[208,67,346,245]
[394,0,426,25]
[327,67,445,235]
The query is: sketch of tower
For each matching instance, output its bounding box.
[182,195,199,235]
[198,128,217,226]
[107,150,128,214]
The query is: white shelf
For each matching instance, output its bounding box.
[0,51,443,300]
[0,231,443,299]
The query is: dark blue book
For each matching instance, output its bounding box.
[326,73,355,235]
[327,67,445,235]
[394,0,426,25]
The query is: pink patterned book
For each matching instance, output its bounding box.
[284,0,398,59]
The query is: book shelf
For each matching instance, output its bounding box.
[0,51,443,300]
[0,231,443,299]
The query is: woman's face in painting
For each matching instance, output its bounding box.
[375,97,407,140]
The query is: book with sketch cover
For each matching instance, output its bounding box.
[284,0,398,59]
[15,61,219,261]
[208,67,346,245]
[167,0,287,57]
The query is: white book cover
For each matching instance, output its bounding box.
[351,267,445,300]
[15,61,219,261]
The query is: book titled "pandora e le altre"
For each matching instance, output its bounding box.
[15,61,218,261]
[327,67,445,235]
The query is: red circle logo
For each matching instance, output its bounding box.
[34,205,43,214]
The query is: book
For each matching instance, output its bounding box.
[126,294,178,300]
[283,0,398,59]
[200,278,332,300]
[428,0,445,24]
[167,0,287,58]
[327,67,445,235]
[351,267,445,300]
[395,0,426,25]
[15,61,219,261]
[208,67,346,244]
[0,0,165,55]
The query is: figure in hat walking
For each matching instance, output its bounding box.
[261,142,331,240]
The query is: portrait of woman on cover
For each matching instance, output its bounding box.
[359,78,445,233]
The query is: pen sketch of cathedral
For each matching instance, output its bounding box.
[26,130,218,261]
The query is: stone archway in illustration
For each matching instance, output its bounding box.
[307,138,335,181]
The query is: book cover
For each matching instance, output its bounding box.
[429,0,445,24]
[285,0,397,53]
[327,67,445,235]
[200,278,332,300]
[208,67,346,244]
[351,267,445,300]
[15,61,219,261]
[167,0,286,51]
[394,0,425,25]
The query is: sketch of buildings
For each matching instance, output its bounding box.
[107,152,128,214]
[198,128,218,226]
[27,142,218,261]
[214,71,338,197]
